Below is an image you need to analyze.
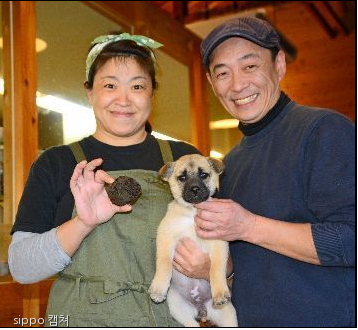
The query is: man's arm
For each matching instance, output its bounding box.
[195,198,355,266]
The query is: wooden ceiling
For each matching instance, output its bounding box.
[151,1,285,23]
[151,1,353,36]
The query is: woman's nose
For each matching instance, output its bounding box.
[114,89,130,105]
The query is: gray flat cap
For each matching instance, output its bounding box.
[201,16,281,69]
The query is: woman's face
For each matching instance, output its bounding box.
[87,57,153,146]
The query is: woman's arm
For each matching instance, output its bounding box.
[8,229,71,284]
[9,158,132,283]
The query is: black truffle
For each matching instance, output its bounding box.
[105,176,142,206]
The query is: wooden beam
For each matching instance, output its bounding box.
[2,0,39,325]
[189,49,210,156]
[82,1,202,66]
[323,1,350,35]
[305,1,337,38]
[23,284,40,327]
[173,1,188,22]
[1,1,38,223]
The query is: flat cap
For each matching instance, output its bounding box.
[201,16,281,69]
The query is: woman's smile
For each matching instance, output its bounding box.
[109,110,135,117]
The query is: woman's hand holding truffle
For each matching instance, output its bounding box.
[70,158,132,229]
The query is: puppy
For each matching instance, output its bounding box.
[149,154,238,327]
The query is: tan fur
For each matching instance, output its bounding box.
[149,155,238,327]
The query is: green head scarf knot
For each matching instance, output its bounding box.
[85,33,164,81]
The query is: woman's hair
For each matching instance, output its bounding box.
[84,39,158,91]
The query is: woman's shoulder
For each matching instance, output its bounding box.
[37,144,76,168]
[34,137,94,175]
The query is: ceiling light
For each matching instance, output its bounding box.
[151,131,178,141]
[209,119,239,130]
[0,37,47,52]
[210,150,223,159]
[0,78,4,95]
[36,93,92,116]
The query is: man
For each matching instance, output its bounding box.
[192,17,355,327]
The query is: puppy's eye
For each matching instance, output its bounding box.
[177,175,186,182]
[200,172,209,179]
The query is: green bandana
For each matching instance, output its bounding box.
[85,33,163,81]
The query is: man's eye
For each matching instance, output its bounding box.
[246,64,257,71]
[133,85,144,90]
[178,175,186,182]
[216,72,228,80]
[104,84,115,89]
[199,172,209,179]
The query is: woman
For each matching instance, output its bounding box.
[8,33,202,326]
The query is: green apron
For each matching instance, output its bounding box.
[46,139,181,327]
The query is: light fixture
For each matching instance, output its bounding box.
[209,119,239,130]
[210,150,223,159]
[0,37,47,52]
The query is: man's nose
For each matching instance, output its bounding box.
[231,72,250,92]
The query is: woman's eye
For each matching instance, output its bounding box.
[200,172,209,179]
[178,175,186,182]
[133,85,144,90]
[104,83,115,89]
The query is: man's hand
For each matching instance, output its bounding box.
[194,198,256,241]
[173,237,211,280]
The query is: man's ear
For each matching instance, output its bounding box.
[158,162,175,181]
[275,50,286,81]
[206,72,213,87]
[206,72,218,97]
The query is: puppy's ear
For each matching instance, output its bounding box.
[206,157,225,175]
[158,162,175,181]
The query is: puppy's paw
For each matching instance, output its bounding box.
[148,281,168,303]
[212,289,231,306]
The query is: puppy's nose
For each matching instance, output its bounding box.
[190,186,200,195]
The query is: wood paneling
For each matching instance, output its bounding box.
[269,2,355,120]
[0,279,53,327]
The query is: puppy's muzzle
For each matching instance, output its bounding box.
[183,179,210,204]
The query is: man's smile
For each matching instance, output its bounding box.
[234,93,258,105]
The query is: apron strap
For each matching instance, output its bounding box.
[68,142,87,163]
[156,139,173,164]
[68,138,173,165]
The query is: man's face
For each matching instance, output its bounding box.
[207,37,286,124]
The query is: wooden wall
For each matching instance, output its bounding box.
[0,278,53,327]
[271,2,355,121]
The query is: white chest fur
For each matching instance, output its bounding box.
[159,201,208,254]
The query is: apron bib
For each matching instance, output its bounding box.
[46,139,181,327]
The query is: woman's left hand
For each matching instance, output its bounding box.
[173,237,211,280]
[70,158,131,229]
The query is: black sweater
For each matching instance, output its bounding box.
[12,134,199,234]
